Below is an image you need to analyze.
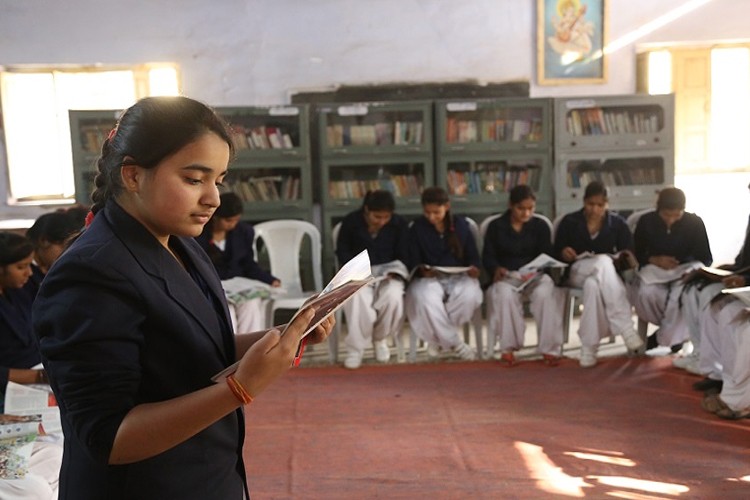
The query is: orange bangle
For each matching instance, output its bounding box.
[226,374,253,405]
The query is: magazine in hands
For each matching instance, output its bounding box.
[408,265,473,280]
[682,265,750,284]
[503,253,568,292]
[212,249,375,381]
[721,285,750,308]
[637,261,703,285]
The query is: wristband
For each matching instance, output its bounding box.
[226,374,253,405]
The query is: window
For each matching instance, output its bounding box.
[0,65,180,203]
[640,44,750,173]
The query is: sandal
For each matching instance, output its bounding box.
[499,352,517,367]
[716,407,750,420]
[701,393,729,414]
[542,354,561,367]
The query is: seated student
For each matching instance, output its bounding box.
[0,232,48,410]
[698,293,750,419]
[0,232,62,499]
[405,186,482,361]
[196,192,280,333]
[25,211,82,296]
[678,183,750,374]
[336,190,410,369]
[483,185,565,366]
[554,181,644,368]
[630,187,712,351]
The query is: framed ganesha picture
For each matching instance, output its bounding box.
[537,0,608,85]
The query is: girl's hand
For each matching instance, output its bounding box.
[420,266,438,278]
[650,255,679,270]
[493,267,508,282]
[232,307,316,398]
[305,314,335,345]
[271,280,281,288]
[561,247,577,263]
[467,266,480,279]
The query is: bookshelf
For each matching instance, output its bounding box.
[553,94,675,216]
[69,109,122,206]
[317,100,434,278]
[214,105,313,223]
[434,97,554,221]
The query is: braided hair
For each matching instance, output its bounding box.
[421,186,463,261]
[90,96,234,215]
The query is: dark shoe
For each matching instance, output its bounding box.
[542,354,561,366]
[645,332,659,350]
[692,377,723,392]
[670,342,684,353]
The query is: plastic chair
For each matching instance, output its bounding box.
[626,208,657,352]
[407,216,484,362]
[480,212,553,358]
[252,219,337,362]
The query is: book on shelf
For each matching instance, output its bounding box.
[228,124,295,150]
[212,249,375,378]
[567,108,660,136]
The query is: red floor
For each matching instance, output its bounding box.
[243,356,750,499]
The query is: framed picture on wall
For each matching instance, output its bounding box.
[537,0,607,85]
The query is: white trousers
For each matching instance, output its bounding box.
[0,439,62,500]
[630,264,692,346]
[681,282,724,350]
[485,274,565,356]
[718,303,750,411]
[405,275,482,349]
[699,294,743,381]
[343,278,405,355]
[228,298,268,334]
[568,255,636,348]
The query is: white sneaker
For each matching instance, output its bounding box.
[621,328,645,351]
[453,342,477,361]
[427,343,441,358]
[344,351,362,370]
[672,352,699,370]
[374,339,391,363]
[580,346,598,368]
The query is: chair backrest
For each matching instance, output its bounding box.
[253,219,323,295]
[331,221,342,267]
[552,213,565,243]
[464,216,481,252]
[626,208,655,234]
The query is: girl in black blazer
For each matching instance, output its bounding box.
[33,96,334,500]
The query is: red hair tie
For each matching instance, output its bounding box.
[84,211,95,228]
[107,127,118,141]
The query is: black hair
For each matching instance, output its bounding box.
[215,192,244,218]
[584,180,609,201]
[91,96,234,214]
[421,186,463,261]
[362,190,395,212]
[26,212,82,248]
[656,186,686,211]
[0,232,34,266]
[509,184,536,205]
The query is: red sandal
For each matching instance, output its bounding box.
[542,354,561,367]
[499,352,517,367]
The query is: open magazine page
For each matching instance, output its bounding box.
[3,381,61,436]
[0,414,41,479]
[371,260,409,281]
[501,270,543,292]
[408,265,472,280]
[221,277,280,305]
[518,253,568,274]
[212,250,374,381]
[721,285,750,308]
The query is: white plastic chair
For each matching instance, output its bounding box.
[626,207,657,352]
[252,219,336,362]
[480,212,553,358]
[407,216,484,362]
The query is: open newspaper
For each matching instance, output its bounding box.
[0,414,41,479]
[371,260,409,281]
[637,261,703,285]
[221,276,281,305]
[3,381,61,436]
[212,249,375,380]
[501,253,568,292]
[682,265,750,285]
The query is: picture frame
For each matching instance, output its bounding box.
[537,0,608,85]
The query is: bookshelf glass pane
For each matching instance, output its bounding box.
[328,163,424,199]
[225,167,301,202]
[223,115,301,151]
[565,157,665,188]
[445,107,544,144]
[445,160,542,195]
[324,111,425,147]
[77,118,117,154]
[565,105,664,136]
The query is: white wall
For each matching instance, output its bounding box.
[0,0,747,222]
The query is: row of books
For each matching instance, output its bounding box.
[567,167,664,188]
[325,122,423,147]
[328,175,422,199]
[226,176,300,202]
[79,123,113,153]
[445,118,544,144]
[229,125,296,150]
[566,108,661,136]
[447,166,540,195]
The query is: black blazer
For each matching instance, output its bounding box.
[33,201,247,500]
[0,285,40,391]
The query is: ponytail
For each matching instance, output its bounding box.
[421,186,463,261]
